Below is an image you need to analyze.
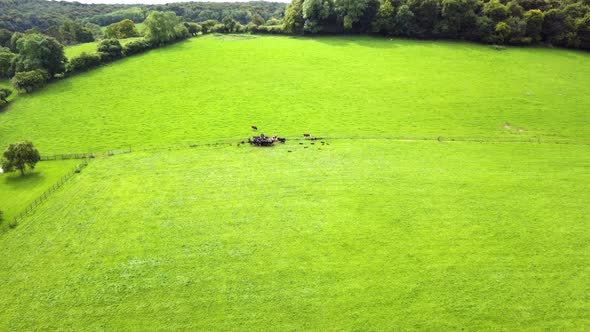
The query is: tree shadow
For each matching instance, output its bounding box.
[2,171,46,189]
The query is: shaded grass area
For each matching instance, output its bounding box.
[1,36,590,155]
[0,160,79,229]
[0,141,588,330]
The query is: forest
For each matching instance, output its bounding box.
[1,0,589,50]
[0,0,286,32]
[284,0,590,49]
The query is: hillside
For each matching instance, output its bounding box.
[0,35,589,330]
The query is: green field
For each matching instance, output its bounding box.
[0,35,589,329]
[65,37,144,59]
[2,35,590,154]
[0,159,78,223]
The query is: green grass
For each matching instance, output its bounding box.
[0,35,588,329]
[2,35,589,155]
[64,37,145,59]
[64,41,99,59]
[0,141,588,330]
[100,22,144,33]
[0,159,78,224]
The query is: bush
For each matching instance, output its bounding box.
[257,25,285,34]
[97,38,123,62]
[123,38,152,56]
[11,69,49,93]
[67,52,102,73]
[210,24,226,33]
[0,87,12,104]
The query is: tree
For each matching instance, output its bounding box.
[184,22,202,36]
[542,8,576,45]
[506,1,524,18]
[97,39,123,62]
[222,16,238,32]
[394,4,416,36]
[0,29,11,48]
[335,0,372,29]
[303,0,334,32]
[14,34,66,77]
[200,20,221,34]
[144,11,183,45]
[484,0,510,23]
[524,9,544,42]
[408,0,440,37]
[11,69,49,93]
[371,0,396,34]
[1,141,41,176]
[495,21,511,43]
[577,13,590,49]
[9,32,24,53]
[0,88,12,104]
[252,13,266,26]
[436,0,480,38]
[0,51,15,79]
[60,21,95,44]
[284,0,305,33]
[105,19,140,39]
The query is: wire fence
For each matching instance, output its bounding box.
[8,159,89,228]
[5,134,587,231]
[40,148,132,161]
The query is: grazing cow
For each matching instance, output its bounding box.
[252,126,258,131]
[303,133,311,138]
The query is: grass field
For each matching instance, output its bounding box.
[0,35,588,329]
[0,141,588,330]
[0,160,78,225]
[65,37,145,59]
[2,35,589,155]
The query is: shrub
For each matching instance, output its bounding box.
[67,52,102,73]
[257,25,285,34]
[0,87,12,104]
[123,38,152,56]
[97,38,123,62]
[11,69,49,93]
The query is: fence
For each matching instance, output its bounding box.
[8,159,89,228]
[40,148,132,161]
[7,134,587,230]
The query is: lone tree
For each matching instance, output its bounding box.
[1,141,41,175]
[0,87,11,104]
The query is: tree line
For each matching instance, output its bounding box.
[0,0,286,32]
[283,0,590,50]
[0,11,195,96]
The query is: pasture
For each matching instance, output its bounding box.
[1,35,589,154]
[64,37,144,59]
[0,35,588,330]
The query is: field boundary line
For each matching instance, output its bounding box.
[37,135,590,161]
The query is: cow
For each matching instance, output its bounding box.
[252,126,258,131]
